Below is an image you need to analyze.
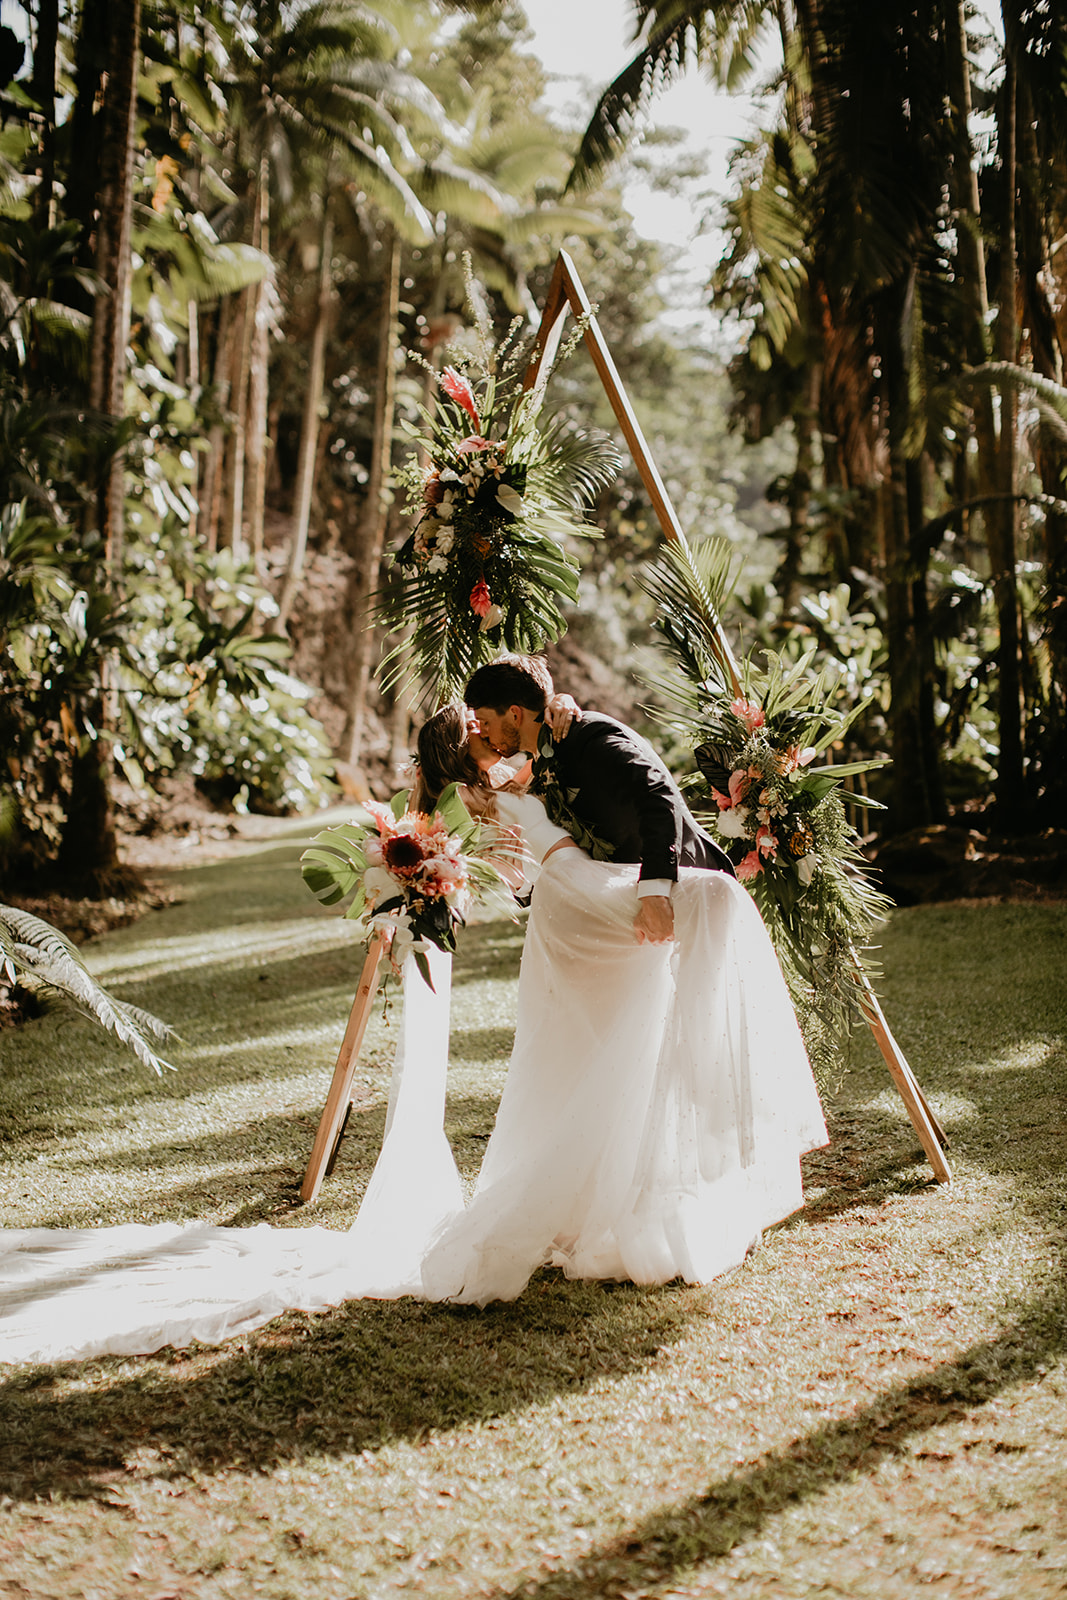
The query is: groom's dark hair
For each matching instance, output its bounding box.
[465,654,552,714]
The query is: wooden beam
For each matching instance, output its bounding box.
[300,935,386,1204]
[523,249,741,696]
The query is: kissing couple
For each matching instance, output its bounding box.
[398,652,828,1305]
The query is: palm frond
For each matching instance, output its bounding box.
[638,536,742,694]
[0,905,174,1075]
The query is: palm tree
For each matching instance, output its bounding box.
[1,903,172,1073]
[567,0,1064,834]
[210,0,454,562]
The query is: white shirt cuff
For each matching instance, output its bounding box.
[636,878,673,898]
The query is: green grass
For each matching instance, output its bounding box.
[1,823,1066,1599]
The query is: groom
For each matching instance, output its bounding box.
[465,654,734,946]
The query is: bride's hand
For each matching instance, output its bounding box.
[545,692,581,740]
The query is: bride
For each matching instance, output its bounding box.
[0,702,826,1363]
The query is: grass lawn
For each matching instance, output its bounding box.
[1,814,1065,1600]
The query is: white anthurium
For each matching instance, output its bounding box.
[797,853,817,885]
[496,483,525,516]
[479,603,505,631]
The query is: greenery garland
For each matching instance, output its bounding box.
[641,538,893,1084]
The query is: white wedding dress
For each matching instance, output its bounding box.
[0,794,826,1364]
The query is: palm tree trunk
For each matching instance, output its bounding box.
[340,224,401,766]
[87,0,140,579]
[244,152,272,566]
[201,295,235,553]
[63,0,142,888]
[274,203,335,633]
[989,47,1026,824]
[30,0,58,226]
[226,284,253,560]
[878,274,945,833]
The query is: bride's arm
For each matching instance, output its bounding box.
[459,785,527,890]
[545,692,581,740]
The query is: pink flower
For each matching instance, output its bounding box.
[755,824,778,860]
[731,697,765,733]
[454,434,495,455]
[364,800,395,836]
[440,367,481,431]
[470,577,492,617]
[736,850,764,880]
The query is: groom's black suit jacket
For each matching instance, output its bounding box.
[543,712,734,882]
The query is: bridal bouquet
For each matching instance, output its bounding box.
[382,265,619,700]
[301,784,516,988]
[642,539,892,1081]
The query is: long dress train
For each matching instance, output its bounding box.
[0,949,461,1364]
[0,796,826,1363]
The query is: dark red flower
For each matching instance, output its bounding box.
[383,833,426,876]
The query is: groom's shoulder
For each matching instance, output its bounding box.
[562,710,632,746]
[563,711,654,760]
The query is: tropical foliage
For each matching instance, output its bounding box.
[0,0,617,894]
[642,539,893,1080]
[0,902,172,1072]
[384,283,620,700]
[573,0,1067,838]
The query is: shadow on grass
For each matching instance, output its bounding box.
[0,1277,700,1504]
[475,1286,1067,1600]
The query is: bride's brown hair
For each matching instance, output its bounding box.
[411,703,490,815]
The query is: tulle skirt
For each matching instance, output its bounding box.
[419,858,826,1304]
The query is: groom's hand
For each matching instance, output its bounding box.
[634,896,675,944]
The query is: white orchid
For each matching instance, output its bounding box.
[362,865,400,906]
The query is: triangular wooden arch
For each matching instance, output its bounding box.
[300,250,950,1203]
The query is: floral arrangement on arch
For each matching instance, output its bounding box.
[642,539,892,1083]
[382,268,620,701]
[301,784,517,988]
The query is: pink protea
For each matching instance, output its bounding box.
[735,850,764,880]
[470,577,492,617]
[364,799,395,835]
[440,367,481,431]
[731,696,765,732]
